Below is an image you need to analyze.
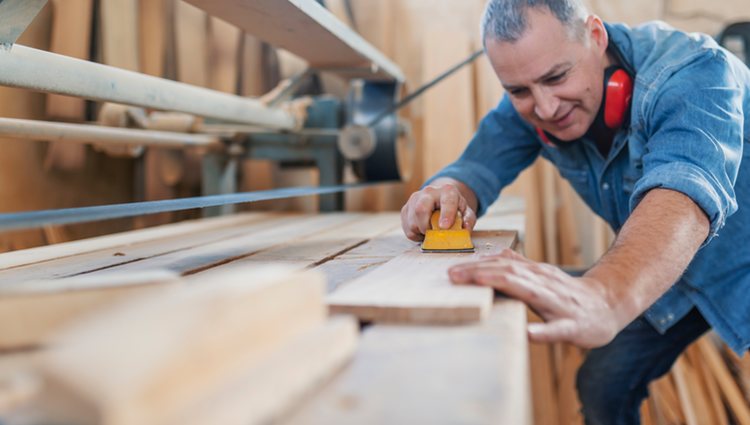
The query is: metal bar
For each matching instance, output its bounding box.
[0,117,222,149]
[0,183,377,231]
[367,49,485,127]
[0,0,47,45]
[0,44,298,130]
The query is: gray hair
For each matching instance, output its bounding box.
[481,0,589,45]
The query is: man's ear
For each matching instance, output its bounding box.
[585,15,609,55]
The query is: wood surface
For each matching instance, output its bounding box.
[38,266,328,425]
[46,0,93,121]
[326,230,518,324]
[100,0,139,71]
[0,270,180,350]
[421,28,475,178]
[286,300,530,425]
[208,17,241,94]
[183,0,403,81]
[178,316,358,425]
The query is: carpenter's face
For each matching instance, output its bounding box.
[486,9,611,141]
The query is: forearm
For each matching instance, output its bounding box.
[585,188,710,326]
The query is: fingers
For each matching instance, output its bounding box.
[481,248,533,263]
[400,184,471,240]
[528,319,577,344]
[439,189,460,229]
[448,260,558,306]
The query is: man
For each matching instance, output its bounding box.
[400,0,750,423]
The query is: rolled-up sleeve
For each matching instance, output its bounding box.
[425,95,541,216]
[631,52,743,243]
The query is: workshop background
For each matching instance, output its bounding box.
[0,1,749,424]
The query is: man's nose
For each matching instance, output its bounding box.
[533,89,560,121]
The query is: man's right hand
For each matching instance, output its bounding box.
[400,178,478,242]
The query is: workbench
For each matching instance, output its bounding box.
[0,197,530,424]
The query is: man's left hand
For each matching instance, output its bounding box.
[448,249,624,348]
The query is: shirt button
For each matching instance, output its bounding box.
[602,182,610,190]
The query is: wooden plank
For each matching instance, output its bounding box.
[85,214,366,277]
[672,356,700,425]
[175,0,208,87]
[687,342,729,425]
[527,310,560,425]
[37,266,327,425]
[138,0,167,77]
[0,214,279,282]
[314,227,415,292]
[326,230,518,324]
[46,0,93,121]
[0,212,272,271]
[286,300,530,425]
[208,17,241,94]
[178,316,358,425]
[183,0,403,81]
[0,270,181,350]
[421,28,475,177]
[697,338,750,425]
[44,0,93,171]
[100,0,140,71]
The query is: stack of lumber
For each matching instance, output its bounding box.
[0,265,358,425]
[0,202,531,424]
[530,327,750,425]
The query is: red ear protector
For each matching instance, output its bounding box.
[602,66,633,129]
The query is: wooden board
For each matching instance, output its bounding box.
[0,212,272,271]
[0,270,180,350]
[175,0,208,87]
[326,230,518,324]
[286,300,530,425]
[138,0,167,77]
[208,17,241,94]
[0,213,279,282]
[38,266,327,425]
[100,0,139,71]
[421,28,475,177]
[46,0,93,121]
[183,0,403,81]
[178,316,358,425]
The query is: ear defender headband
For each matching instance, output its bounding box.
[536,42,634,147]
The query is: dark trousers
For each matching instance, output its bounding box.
[576,308,711,425]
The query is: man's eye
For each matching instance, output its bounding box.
[510,88,529,96]
[546,73,566,84]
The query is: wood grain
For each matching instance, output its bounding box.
[183,0,403,81]
[39,266,327,425]
[287,300,530,425]
[326,230,518,324]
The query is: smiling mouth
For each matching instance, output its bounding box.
[551,108,575,126]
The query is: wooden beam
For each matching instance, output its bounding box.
[287,300,530,425]
[0,213,277,281]
[176,316,358,425]
[38,266,328,425]
[183,0,404,81]
[326,230,518,324]
[0,212,272,271]
[0,270,181,349]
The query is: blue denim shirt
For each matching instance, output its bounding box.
[428,21,750,353]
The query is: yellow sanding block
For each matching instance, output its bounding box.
[421,210,475,253]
